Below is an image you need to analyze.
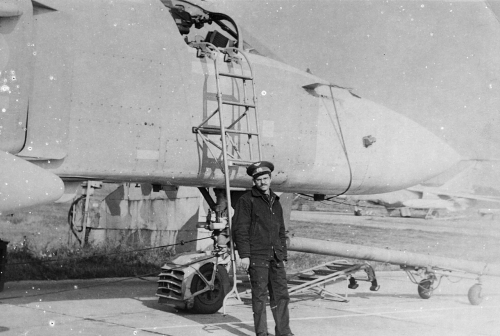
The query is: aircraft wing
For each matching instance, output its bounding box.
[407,186,500,204]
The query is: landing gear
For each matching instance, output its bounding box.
[191,264,230,314]
[156,188,240,314]
[403,266,486,305]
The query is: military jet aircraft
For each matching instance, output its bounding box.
[0,0,460,215]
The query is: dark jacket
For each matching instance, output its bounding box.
[232,186,288,261]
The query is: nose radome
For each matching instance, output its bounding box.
[342,96,461,194]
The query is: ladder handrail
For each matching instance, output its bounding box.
[192,44,263,313]
[211,50,242,312]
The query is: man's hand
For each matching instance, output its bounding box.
[240,257,250,272]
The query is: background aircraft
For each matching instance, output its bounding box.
[345,160,500,217]
[0,0,460,215]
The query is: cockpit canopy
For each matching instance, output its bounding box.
[161,0,283,62]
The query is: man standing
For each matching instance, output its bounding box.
[232,161,294,336]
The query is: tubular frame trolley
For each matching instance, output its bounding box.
[287,260,380,302]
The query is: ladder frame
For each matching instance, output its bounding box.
[192,42,262,314]
[287,260,378,302]
[193,44,262,169]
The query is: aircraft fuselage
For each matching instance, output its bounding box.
[0,0,460,213]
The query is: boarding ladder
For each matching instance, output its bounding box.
[192,41,262,313]
[192,42,262,168]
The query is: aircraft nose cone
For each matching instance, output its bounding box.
[344,94,461,194]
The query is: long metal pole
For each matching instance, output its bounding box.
[288,236,500,277]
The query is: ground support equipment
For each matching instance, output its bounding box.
[401,265,485,305]
[287,260,380,302]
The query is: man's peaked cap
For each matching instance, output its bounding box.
[246,161,274,178]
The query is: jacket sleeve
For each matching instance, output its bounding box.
[232,196,252,259]
[278,202,288,261]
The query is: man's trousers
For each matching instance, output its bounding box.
[248,258,292,336]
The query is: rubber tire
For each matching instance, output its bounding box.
[190,264,230,314]
[468,284,483,306]
[418,279,433,299]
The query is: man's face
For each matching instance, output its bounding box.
[254,174,271,193]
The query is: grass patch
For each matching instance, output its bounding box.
[2,204,499,280]
[4,238,174,282]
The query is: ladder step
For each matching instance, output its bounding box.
[222,100,255,108]
[225,129,258,136]
[193,126,258,136]
[228,159,254,167]
[229,186,248,191]
[326,264,356,271]
[192,126,221,135]
[298,273,318,281]
[313,269,336,276]
[219,72,253,80]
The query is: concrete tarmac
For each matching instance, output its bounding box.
[1,271,500,336]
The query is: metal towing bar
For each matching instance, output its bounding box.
[288,236,500,305]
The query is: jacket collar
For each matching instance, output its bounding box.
[251,186,279,200]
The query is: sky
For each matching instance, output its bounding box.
[204,0,500,187]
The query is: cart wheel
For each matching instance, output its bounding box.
[418,279,433,299]
[468,284,483,306]
[348,277,359,289]
[370,280,380,291]
[190,264,230,314]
